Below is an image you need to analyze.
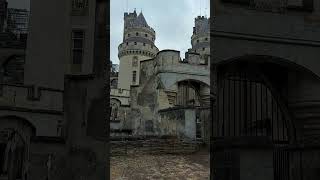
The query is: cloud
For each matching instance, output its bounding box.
[110,0,210,65]
[7,0,30,10]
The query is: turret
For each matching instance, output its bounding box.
[190,16,210,56]
[117,10,159,90]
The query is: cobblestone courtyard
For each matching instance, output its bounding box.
[110,149,210,180]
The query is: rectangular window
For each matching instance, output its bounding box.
[72,0,89,16]
[132,71,137,83]
[72,30,84,64]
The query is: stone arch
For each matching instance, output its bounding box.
[175,79,210,107]
[0,115,36,142]
[160,73,210,90]
[213,54,320,179]
[217,54,320,140]
[218,54,320,81]
[0,54,25,84]
[0,115,35,179]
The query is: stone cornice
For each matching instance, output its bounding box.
[212,30,320,47]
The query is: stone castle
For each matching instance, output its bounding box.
[110,10,211,143]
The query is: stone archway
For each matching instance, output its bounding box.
[0,54,25,84]
[176,79,210,107]
[213,55,320,180]
[0,116,35,180]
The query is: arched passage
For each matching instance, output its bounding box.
[212,55,320,180]
[0,116,35,180]
[0,54,25,84]
[175,79,210,107]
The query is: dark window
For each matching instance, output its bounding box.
[143,43,146,46]
[132,71,137,83]
[145,34,148,37]
[134,42,137,45]
[128,34,130,37]
[132,57,138,67]
[136,32,139,36]
[126,42,129,45]
[145,120,154,132]
[205,38,208,41]
[111,79,118,88]
[203,47,205,51]
[72,0,89,16]
[72,30,84,64]
[197,40,199,43]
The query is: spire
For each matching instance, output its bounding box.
[136,12,148,27]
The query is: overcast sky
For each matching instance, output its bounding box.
[111,0,210,64]
[6,0,210,65]
[7,0,30,10]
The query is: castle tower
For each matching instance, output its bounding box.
[190,16,210,56]
[117,9,159,90]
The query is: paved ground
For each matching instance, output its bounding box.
[110,149,210,180]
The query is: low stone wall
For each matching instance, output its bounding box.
[111,138,201,156]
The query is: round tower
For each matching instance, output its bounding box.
[190,16,210,56]
[117,10,159,90]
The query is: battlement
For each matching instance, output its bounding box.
[194,16,210,36]
[118,41,159,58]
[124,11,137,18]
[0,84,63,112]
[155,50,209,67]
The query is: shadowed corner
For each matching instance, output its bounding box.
[0,0,110,179]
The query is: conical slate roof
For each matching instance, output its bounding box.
[135,12,148,27]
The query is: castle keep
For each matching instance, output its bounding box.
[110,10,211,143]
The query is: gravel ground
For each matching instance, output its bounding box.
[110,149,210,180]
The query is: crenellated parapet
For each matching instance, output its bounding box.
[118,40,159,59]
[0,84,63,112]
[154,50,210,77]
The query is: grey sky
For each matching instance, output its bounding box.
[7,0,30,10]
[6,0,210,65]
[111,0,210,64]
